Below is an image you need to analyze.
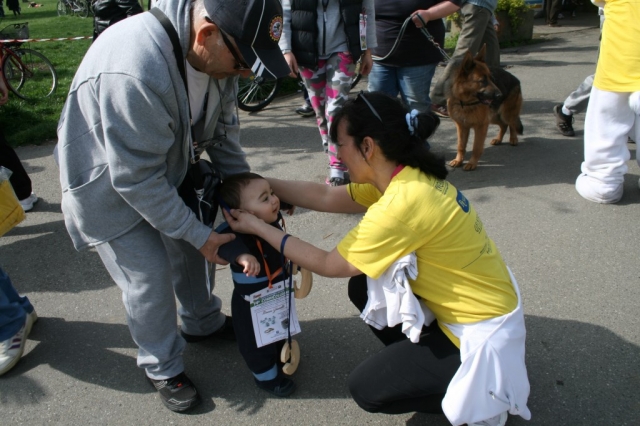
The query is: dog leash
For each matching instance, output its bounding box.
[372,14,451,63]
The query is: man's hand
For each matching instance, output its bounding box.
[199,231,235,264]
[237,254,261,277]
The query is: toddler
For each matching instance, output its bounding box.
[216,172,296,397]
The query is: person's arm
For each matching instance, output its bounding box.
[278,0,298,77]
[216,226,252,265]
[223,209,362,278]
[358,0,376,75]
[412,0,461,27]
[237,254,261,277]
[266,178,367,214]
[360,49,373,75]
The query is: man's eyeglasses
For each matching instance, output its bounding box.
[356,91,383,123]
[219,30,251,71]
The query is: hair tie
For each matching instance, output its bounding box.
[405,109,419,136]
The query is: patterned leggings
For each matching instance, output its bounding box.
[299,52,357,177]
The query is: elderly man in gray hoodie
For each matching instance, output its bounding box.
[56,0,289,413]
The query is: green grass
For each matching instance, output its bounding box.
[1,0,93,147]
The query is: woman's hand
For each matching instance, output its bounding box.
[223,209,266,236]
[411,10,431,28]
[284,52,299,78]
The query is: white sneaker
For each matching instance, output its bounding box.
[469,411,508,426]
[25,310,38,337]
[0,323,27,376]
[19,192,38,212]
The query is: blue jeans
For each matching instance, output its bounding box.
[367,62,438,113]
[0,266,32,341]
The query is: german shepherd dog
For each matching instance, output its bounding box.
[447,45,523,171]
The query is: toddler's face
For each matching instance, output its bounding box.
[239,179,280,223]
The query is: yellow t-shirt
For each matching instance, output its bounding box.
[594,0,640,92]
[337,166,517,347]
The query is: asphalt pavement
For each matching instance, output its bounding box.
[1,12,639,426]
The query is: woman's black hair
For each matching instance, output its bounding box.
[219,172,265,209]
[329,92,448,180]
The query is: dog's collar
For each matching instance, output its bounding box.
[459,100,482,107]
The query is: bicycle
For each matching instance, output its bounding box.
[237,72,362,113]
[57,0,90,18]
[0,23,58,100]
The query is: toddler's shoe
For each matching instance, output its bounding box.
[255,375,296,397]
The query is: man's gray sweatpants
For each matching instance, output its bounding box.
[95,220,225,380]
[563,74,594,115]
[430,3,500,106]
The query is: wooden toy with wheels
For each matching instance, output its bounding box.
[291,263,312,299]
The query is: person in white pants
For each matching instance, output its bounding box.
[575,0,640,204]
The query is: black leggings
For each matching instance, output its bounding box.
[0,129,32,200]
[231,284,285,377]
[347,274,461,415]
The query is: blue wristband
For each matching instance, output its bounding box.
[280,233,291,255]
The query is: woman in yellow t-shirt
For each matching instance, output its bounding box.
[224,92,525,426]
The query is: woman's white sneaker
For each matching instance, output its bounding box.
[19,192,38,212]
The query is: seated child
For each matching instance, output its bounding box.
[217,172,296,397]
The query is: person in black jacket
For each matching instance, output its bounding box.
[279,0,377,187]
[93,0,143,41]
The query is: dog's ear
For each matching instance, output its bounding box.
[474,44,487,63]
[460,50,476,75]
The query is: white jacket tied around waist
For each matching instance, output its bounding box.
[363,253,435,343]
[365,257,531,425]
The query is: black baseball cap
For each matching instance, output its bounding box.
[204,0,289,80]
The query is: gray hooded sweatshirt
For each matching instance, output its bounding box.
[57,0,249,251]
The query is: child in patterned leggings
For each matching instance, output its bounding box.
[279,0,377,186]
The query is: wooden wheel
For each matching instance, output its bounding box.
[281,339,300,375]
[291,264,312,299]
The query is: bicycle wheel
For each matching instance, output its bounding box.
[3,52,23,93]
[57,0,70,16]
[4,49,58,100]
[237,76,280,112]
[75,0,89,18]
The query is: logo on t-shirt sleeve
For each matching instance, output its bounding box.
[456,189,470,213]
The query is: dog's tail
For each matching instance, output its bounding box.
[516,117,524,135]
